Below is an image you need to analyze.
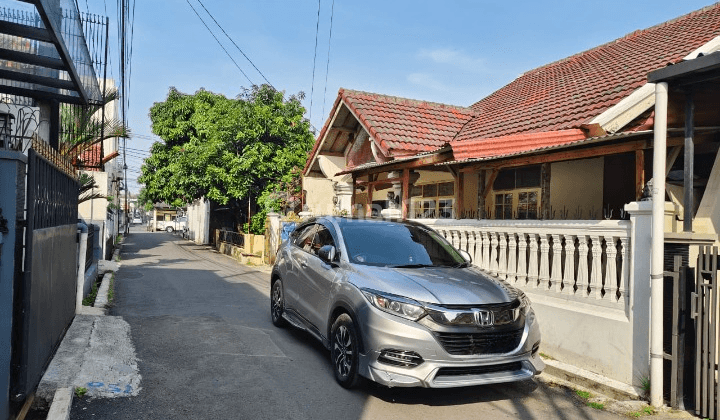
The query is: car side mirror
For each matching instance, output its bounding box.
[459,249,472,263]
[318,245,337,264]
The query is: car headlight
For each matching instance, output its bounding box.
[515,292,534,321]
[361,289,426,321]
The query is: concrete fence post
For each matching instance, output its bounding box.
[624,200,676,390]
[625,201,652,389]
[267,213,280,263]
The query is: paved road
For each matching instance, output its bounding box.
[71,229,626,420]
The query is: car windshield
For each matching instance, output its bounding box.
[340,221,466,267]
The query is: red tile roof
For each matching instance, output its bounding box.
[454,3,720,144]
[450,129,587,161]
[304,89,475,174]
[77,142,103,170]
[306,3,720,173]
[339,89,475,155]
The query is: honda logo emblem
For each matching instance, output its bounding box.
[474,309,494,327]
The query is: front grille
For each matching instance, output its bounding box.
[435,362,523,377]
[434,329,523,355]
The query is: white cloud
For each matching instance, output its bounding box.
[418,48,486,72]
[407,73,450,91]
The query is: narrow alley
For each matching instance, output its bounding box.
[70,229,633,420]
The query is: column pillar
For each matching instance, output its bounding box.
[0,151,27,419]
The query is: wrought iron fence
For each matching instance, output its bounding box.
[60,12,110,169]
[0,2,104,104]
[218,229,245,248]
[0,101,39,152]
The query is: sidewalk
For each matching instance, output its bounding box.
[36,234,695,420]
[33,240,141,420]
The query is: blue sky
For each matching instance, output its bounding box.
[84,0,715,193]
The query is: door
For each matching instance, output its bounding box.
[283,224,317,315]
[299,224,340,332]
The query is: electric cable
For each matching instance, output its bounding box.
[321,0,335,120]
[194,0,272,87]
[185,0,254,85]
[308,0,321,122]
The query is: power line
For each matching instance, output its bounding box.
[308,0,321,122]
[127,0,136,114]
[185,0,254,85]
[321,0,335,120]
[125,147,151,154]
[194,0,272,87]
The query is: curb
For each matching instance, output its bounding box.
[541,358,643,401]
[93,272,113,309]
[46,388,72,420]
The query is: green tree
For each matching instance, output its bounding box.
[139,85,314,233]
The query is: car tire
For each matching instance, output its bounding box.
[330,313,360,389]
[165,226,174,233]
[270,279,286,327]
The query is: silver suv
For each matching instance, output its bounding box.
[270,217,544,388]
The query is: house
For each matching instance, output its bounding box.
[303,4,720,402]
[76,78,124,260]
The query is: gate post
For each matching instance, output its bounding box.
[267,212,280,264]
[0,151,27,419]
[625,201,653,391]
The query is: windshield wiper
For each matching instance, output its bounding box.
[391,264,434,269]
[433,262,470,268]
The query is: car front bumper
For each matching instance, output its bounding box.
[355,304,545,388]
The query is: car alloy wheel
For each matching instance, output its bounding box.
[271,279,286,327]
[331,314,360,388]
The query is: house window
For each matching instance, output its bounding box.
[493,166,541,219]
[412,181,454,218]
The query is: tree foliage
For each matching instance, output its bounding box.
[139,85,314,232]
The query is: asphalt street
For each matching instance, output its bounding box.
[70,228,628,420]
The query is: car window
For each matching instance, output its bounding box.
[293,224,317,252]
[310,225,336,257]
[340,222,465,267]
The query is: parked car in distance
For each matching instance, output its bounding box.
[132,216,143,224]
[156,216,187,233]
[174,216,187,232]
[270,216,544,389]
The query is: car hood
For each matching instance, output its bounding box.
[346,264,520,306]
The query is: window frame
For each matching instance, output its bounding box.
[410,181,455,219]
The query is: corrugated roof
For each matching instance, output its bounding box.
[454,3,720,143]
[450,129,587,161]
[444,130,653,165]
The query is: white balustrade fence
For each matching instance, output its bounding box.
[413,219,632,307]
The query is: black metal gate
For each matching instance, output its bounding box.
[693,245,719,419]
[11,148,79,401]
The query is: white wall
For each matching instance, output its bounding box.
[78,170,110,222]
[550,158,604,218]
[187,198,211,244]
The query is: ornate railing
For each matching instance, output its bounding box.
[218,229,245,248]
[414,219,632,308]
